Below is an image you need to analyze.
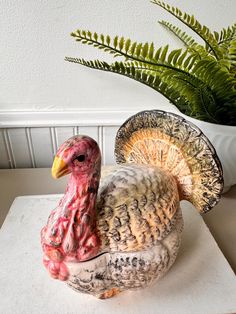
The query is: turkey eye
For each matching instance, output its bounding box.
[75,155,85,162]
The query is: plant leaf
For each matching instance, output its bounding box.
[152,0,222,59]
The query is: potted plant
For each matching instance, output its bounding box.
[65,0,236,191]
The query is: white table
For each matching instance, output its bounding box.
[0,195,235,314]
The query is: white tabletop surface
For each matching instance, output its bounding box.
[0,195,235,314]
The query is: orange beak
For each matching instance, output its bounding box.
[51,156,70,179]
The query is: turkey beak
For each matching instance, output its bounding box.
[52,156,70,179]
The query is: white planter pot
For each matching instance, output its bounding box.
[173,111,236,192]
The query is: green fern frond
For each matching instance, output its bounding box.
[65,56,218,120]
[68,30,236,106]
[215,23,236,45]
[151,0,222,59]
[190,58,236,101]
[213,24,236,70]
[65,57,169,99]
[66,2,236,125]
[71,30,164,64]
[194,85,218,123]
[65,56,197,107]
[228,39,236,67]
[65,53,236,124]
[159,20,197,47]
[70,30,201,76]
[158,20,221,61]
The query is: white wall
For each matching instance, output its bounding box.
[0,0,236,112]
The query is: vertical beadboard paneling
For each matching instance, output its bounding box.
[98,126,104,165]
[0,126,120,168]
[30,128,54,167]
[0,111,128,168]
[73,126,79,136]
[0,129,11,168]
[56,127,74,147]
[103,126,119,165]
[25,128,36,168]
[79,127,99,143]
[50,127,58,157]
[7,128,32,168]
[0,126,121,168]
[2,129,15,168]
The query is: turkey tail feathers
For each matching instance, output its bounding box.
[115,110,223,213]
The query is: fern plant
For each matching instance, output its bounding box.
[65,1,236,125]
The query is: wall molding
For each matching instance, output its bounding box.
[0,106,177,169]
[0,109,145,128]
[0,110,141,168]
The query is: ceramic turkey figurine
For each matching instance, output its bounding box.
[41,110,223,299]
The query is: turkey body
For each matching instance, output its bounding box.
[41,110,223,299]
[97,164,180,252]
[65,164,184,298]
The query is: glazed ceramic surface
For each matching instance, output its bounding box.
[41,110,223,299]
[174,111,236,192]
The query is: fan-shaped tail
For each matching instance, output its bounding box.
[115,110,223,213]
